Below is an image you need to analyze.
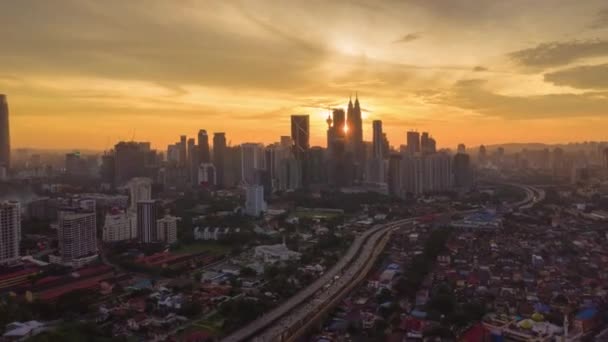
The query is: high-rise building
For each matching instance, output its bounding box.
[156,215,178,244]
[198,163,216,186]
[457,144,466,154]
[198,130,211,163]
[423,152,452,192]
[57,211,97,265]
[388,154,402,197]
[245,185,266,216]
[187,137,197,182]
[114,141,148,184]
[241,143,264,185]
[65,152,87,177]
[421,133,437,154]
[478,145,487,164]
[308,147,325,184]
[213,133,227,187]
[453,152,473,189]
[137,200,159,243]
[179,135,187,167]
[0,95,10,170]
[0,201,20,264]
[406,131,421,154]
[100,153,116,185]
[102,209,135,242]
[372,120,384,159]
[128,177,152,211]
[278,157,302,191]
[291,115,309,160]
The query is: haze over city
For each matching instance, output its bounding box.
[2,0,608,150]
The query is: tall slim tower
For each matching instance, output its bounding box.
[290,115,310,160]
[0,95,10,169]
[406,131,421,154]
[213,133,227,187]
[0,201,20,264]
[198,130,210,163]
[372,120,383,159]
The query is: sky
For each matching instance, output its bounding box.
[2,0,608,151]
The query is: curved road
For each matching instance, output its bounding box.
[222,183,542,342]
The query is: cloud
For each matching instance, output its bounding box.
[544,64,608,89]
[436,79,608,119]
[508,39,608,68]
[393,32,422,44]
[590,8,608,29]
[472,66,488,72]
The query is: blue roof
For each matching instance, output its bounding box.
[576,308,597,320]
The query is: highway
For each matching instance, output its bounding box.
[222,183,542,342]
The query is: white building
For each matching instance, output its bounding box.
[156,215,179,244]
[102,210,136,242]
[128,177,152,211]
[254,242,301,264]
[245,185,266,216]
[0,201,20,264]
[56,211,97,267]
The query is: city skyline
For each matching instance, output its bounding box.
[1,1,608,150]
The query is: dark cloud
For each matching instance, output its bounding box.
[544,64,608,89]
[473,66,488,72]
[393,32,422,44]
[590,8,608,29]
[437,79,608,119]
[509,39,608,68]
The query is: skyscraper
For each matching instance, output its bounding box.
[406,131,421,154]
[388,154,402,197]
[0,201,20,264]
[213,132,227,187]
[114,141,148,184]
[187,137,197,183]
[291,115,309,159]
[241,143,264,185]
[453,152,473,189]
[372,120,384,159]
[198,129,211,163]
[137,200,159,243]
[245,185,266,216]
[179,135,187,167]
[57,211,97,265]
[0,95,9,170]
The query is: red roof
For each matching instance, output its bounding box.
[459,323,490,342]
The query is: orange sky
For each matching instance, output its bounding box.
[2,1,608,151]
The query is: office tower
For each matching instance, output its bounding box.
[57,211,97,265]
[421,132,430,154]
[241,143,264,185]
[0,95,9,170]
[457,144,466,154]
[179,135,187,166]
[213,133,227,187]
[102,209,135,242]
[198,129,211,163]
[187,137,197,183]
[332,109,346,138]
[128,177,152,211]
[114,141,148,184]
[453,152,473,189]
[245,185,266,216]
[406,131,421,154]
[0,201,20,264]
[372,120,383,159]
[388,154,402,197]
[291,115,310,160]
[137,200,158,243]
[156,215,178,244]
[347,95,365,180]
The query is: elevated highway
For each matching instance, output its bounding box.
[222,183,543,342]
